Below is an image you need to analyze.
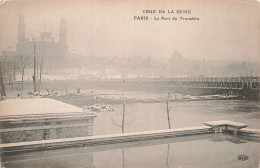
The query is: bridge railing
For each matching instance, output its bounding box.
[166,77,260,90]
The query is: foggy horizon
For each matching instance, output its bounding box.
[0,0,260,62]
[1,2,260,168]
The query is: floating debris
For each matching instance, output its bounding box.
[82,104,114,112]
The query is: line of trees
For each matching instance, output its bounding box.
[9,55,43,99]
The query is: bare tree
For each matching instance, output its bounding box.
[11,58,18,91]
[2,56,7,79]
[122,93,126,133]
[65,85,68,96]
[163,91,174,129]
[106,97,130,134]
[32,42,37,93]
[36,60,38,83]
[162,92,174,168]
[32,55,37,93]
[19,56,29,98]
[106,78,132,134]
[0,61,6,98]
[38,58,43,94]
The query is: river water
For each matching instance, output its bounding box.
[3,134,260,168]
[94,100,260,135]
[2,96,260,168]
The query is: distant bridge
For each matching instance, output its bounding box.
[168,77,259,90]
[123,77,260,99]
[158,77,259,99]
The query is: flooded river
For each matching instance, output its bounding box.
[94,100,260,135]
[2,92,260,168]
[3,134,260,168]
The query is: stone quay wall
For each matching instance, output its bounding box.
[0,112,96,144]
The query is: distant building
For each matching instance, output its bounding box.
[1,15,70,68]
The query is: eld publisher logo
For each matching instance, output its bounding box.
[237,154,249,161]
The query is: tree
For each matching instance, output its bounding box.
[106,92,130,134]
[163,91,174,129]
[11,58,18,91]
[106,78,132,134]
[19,56,29,98]
[32,55,37,93]
[32,42,37,93]
[161,88,178,168]
[104,78,131,168]
[162,92,175,168]
[0,61,6,98]
[38,58,43,94]
[2,56,7,80]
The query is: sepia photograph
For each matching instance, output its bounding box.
[0,0,260,167]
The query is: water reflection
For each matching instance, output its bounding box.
[1,134,260,168]
[166,144,170,168]
[121,149,125,168]
[94,100,260,136]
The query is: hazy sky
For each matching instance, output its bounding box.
[0,0,259,61]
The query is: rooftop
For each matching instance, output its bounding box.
[0,98,83,117]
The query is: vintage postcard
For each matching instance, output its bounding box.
[0,0,260,167]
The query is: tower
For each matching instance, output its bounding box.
[18,15,25,43]
[59,19,67,45]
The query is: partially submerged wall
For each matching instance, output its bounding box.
[0,115,95,143]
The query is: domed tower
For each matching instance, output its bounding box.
[59,19,67,45]
[18,15,25,43]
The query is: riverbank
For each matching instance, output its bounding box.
[4,79,258,100]
[51,93,242,108]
